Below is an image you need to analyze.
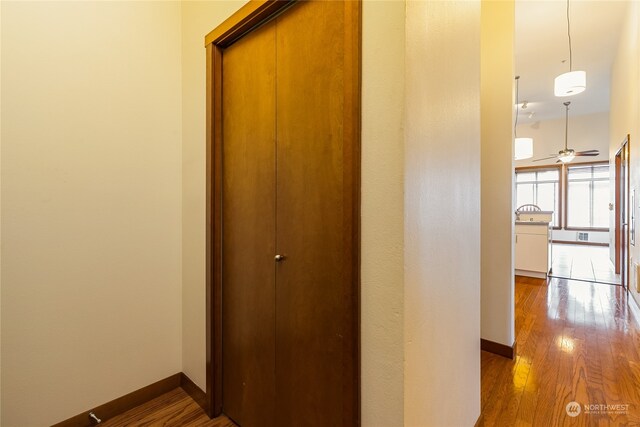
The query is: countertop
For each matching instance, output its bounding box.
[515,221,551,225]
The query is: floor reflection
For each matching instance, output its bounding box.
[480,276,640,425]
[551,243,620,285]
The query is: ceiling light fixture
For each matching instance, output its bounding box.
[554,0,586,97]
[514,76,533,160]
[532,101,600,163]
[558,101,576,163]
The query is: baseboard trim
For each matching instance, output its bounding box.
[514,269,547,279]
[51,373,182,427]
[481,338,516,359]
[180,373,207,413]
[628,291,640,317]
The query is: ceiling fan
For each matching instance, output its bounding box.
[533,101,599,163]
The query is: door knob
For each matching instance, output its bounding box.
[275,254,286,262]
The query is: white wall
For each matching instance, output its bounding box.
[181,0,248,393]
[515,112,610,168]
[610,1,640,305]
[480,0,515,350]
[1,2,183,425]
[404,1,481,425]
[180,1,407,423]
[361,1,405,425]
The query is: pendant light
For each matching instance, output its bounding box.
[558,101,576,163]
[554,0,586,97]
[514,76,533,160]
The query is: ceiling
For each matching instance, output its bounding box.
[515,0,628,124]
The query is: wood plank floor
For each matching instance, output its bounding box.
[479,276,640,426]
[101,388,236,427]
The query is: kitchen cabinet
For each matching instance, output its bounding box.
[515,222,552,278]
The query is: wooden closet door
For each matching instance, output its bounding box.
[275,2,356,425]
[221,20,277,427]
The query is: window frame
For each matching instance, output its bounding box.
[563,160,610,232]
[515,164,563,230]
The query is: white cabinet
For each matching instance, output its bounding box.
[515,223,551,278]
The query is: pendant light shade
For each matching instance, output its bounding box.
[554,70,586,97]
[555,0,585,97]
[515,137,534,160]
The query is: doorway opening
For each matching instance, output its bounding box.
[204,1,362,425]
[615,135,631,291]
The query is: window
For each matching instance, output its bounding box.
[515,167,561,227]
[566,164,609,229]
[515,162,611,231]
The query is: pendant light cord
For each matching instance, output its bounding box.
[564,102,570,150]
[567,0,573,71]
[514,76,520,138]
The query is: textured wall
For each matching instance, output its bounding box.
[1,2,183,425]
[480,0,516,348]
[361,1,405,425]
[404,1,481,425]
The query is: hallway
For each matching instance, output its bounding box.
[479,276,640,425]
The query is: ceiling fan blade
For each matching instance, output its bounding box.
[575,152,599,156]
[575,149,599,154]
[532,156,558,162]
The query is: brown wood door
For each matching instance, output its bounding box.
[212,1,360,426]
[274,1,355,426]
[221,19,277,427]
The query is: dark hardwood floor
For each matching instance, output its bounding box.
[101,388,236,427]
[479,276,640,426]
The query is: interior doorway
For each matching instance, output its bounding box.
[204,1,361,425]
[615,135,630,290]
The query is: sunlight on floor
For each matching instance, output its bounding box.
[550,243,620,285]
[480,276,640,425]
